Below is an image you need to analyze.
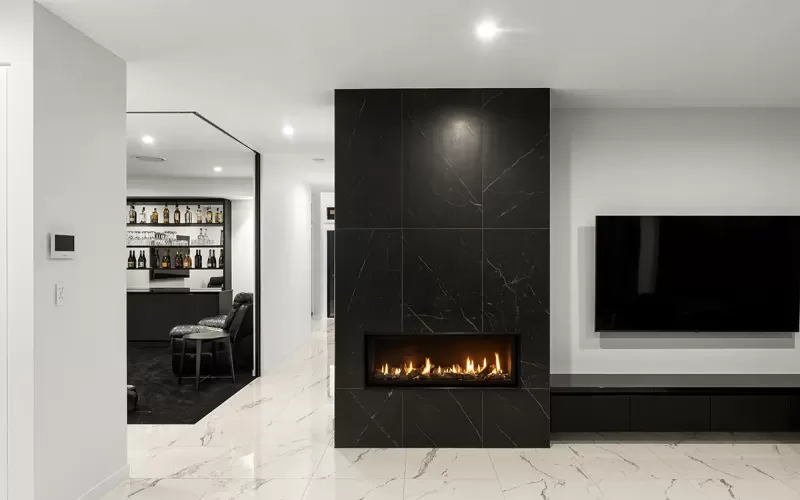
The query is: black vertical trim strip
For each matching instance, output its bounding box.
[254,152,262,377]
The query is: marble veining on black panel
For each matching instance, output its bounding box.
[402,390,483,448]
[402,229,482,333]
[335,389,402,448]
[335,90,401,229]
[483,229,550,388]
[483,389,550,448]
[482,89,550,229]
[403,89,483,228]
[335,230,401,388]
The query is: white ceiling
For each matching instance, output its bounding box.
[126,112,254,179]
[43,0,800,190]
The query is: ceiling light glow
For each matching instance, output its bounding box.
[141,135,155,145]
[282,124,295,137]
[213,166,223,173]
[475,20,500,41]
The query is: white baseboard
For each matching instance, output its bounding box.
[76,463,129,500]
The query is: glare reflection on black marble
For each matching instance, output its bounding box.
[402,229,482,333]
[403,90,483,229]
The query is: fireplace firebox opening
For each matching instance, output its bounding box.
[365,333,519,388]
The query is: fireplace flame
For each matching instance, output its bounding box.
[374,352,509,382]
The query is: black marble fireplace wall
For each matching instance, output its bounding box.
[334,89,550,448]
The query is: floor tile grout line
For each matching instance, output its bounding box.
[485,448,505,498]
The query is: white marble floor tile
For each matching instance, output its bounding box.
[103,478,309,500]
[404,479,504,500]
[692,478,800,500]
[314,448,407,479]
[595,478,707,500]
[488,449,587,485]
[127,425,191,459]
[129,445,232,480]
[303,477,404,500]
[499,478,604,500]
[406,449,495,479]
[184,441,330,479]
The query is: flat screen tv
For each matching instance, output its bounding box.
[595,216,800,332]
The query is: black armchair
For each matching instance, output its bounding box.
[169,293,254,376]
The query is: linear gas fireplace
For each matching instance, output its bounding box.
[365,333,519,388]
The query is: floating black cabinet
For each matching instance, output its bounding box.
[710,395,792,432]
[551,395,630,432]
[630,395,710,432]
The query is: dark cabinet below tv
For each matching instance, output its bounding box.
[551,375,800,433]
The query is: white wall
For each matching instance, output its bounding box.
[127,175,254,200]
[231,199,255,296]
[552,107,800,375]
[261,166,312,370]
[33,5,127,500]
[312,192,334,320]
[1,1,37,498]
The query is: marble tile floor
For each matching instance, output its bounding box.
[107,324,800,499]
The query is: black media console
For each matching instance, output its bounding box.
[551,374,800,433]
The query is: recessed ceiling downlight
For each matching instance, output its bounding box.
[141,135,155,145]
[282,124,295,137]
[213,166,223,172]
[475,19,501,41]
[131,154,166,163]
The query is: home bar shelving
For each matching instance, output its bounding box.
[126,197,233,341]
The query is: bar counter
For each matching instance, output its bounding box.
[127,288,233,341]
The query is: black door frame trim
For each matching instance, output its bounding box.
[127,110,262,376]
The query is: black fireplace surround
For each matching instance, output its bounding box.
[335,88,550,448]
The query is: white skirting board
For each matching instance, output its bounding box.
[76,463,129,500]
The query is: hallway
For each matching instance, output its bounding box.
[107,326,800,500]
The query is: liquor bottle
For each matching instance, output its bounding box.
[184,206,192,224]
[173,204,181,224]
[219,249,224,268]
[127,251,135,269]
[196,205,203,224]
[211,249,217,269]
[138,251,146,268]
[152,250,159,269]
[206,207,213,224]
[139,207,147,223]
[128,205,137,224]
[174,251,182,269]
[214,207,221,224]
[162,249,170,268]
[184,251,192,269]
[207,250,214,269]
[195,249,202,269]
[163,204,170,224]
[151,207,159,224]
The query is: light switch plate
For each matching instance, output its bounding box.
[56,282,65,306]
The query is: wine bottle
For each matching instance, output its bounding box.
[219,248,224,268]
[212,249,217,269]
[152,250,159,269]
[139,207,146,223]
[151,208,159,224]
[176,251,184,269]
[127,251,135,269]
[195,249,202,269]
[184,206,192,224]
[207,250,213,269]
[128,205,137,224]
[214,207,221,224]
[184,251,192,269]
[174,204,181,224]
[163,204,170,224]
[206,207,212,224]
[138,251,146,268]
[196,205,203,224]
[162,249,170,268]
